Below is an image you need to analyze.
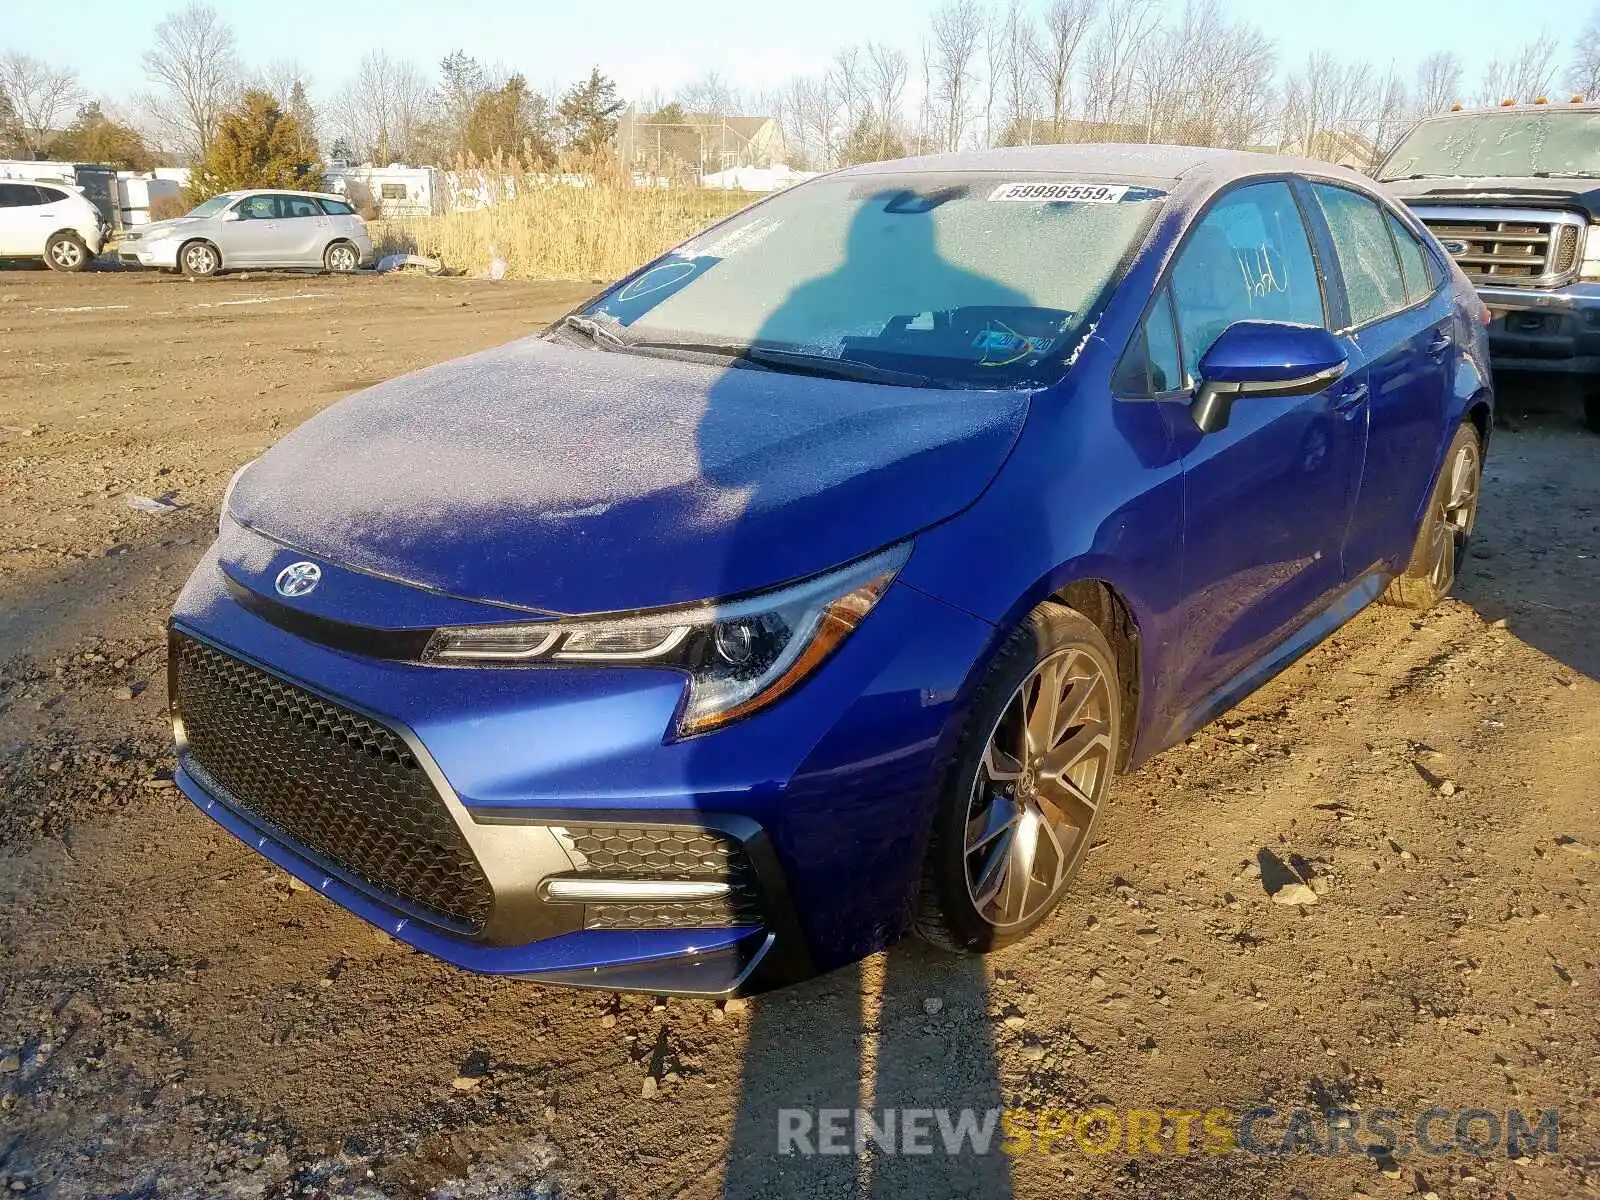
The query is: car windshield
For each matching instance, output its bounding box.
[186,193,239,218]
[561,173,1165,389]
[1379,109,1600,180]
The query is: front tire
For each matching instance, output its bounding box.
[44,232,91,272]
[324,241,361,273]
[180,240,220,278]
[915,604,1121,953]
[1380,421,1483,610]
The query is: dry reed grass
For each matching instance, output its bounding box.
[374,153,757,281]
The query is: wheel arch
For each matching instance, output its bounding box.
[178,237,222,270]
[1045,578,1143,771]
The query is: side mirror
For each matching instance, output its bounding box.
[1190,321,1348,434]
[222,208,241,221]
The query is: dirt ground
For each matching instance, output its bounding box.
[0,268,1596,1200]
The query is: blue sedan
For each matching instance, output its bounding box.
[169,145,1492,994]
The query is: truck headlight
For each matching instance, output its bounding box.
[1580,224,1600,281]
[424,543,910,736]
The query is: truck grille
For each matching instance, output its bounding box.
[1414,207,1587,287]
[551,824,764,929]
[171,633,494,933]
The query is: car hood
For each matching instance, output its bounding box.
[134,215,209,238]
[1386,176,1600,221]
[228,336,1030,615]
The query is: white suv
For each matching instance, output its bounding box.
[0,180,107,271]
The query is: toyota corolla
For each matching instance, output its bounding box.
[169,145,1492,995]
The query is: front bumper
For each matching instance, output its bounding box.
[168,528,997,993]
[117,237,180,269]
[1477,281,1600,374]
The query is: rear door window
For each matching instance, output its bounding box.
[1311,184,1408,326]
[281,195,322,218]
[1169,180,1326,378]
[34,186,66,204]
[0,183,43,207]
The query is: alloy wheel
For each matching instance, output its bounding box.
[964,646,1115,929]
[327,244,358,272]
[1427,440,1481,591]
[184,244,217,275]
[49,239,84,270]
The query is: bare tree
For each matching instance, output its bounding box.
[141,2,239,160]
[678,71,739,116]
[1414,51,1464,116]
[775,73,839,169]
[1477,34,1561,105]
[864,42,909,158]
[0,51,82,157]
[1031,0,1097,137]
[328,52,433,164]
[832,46,866,138]
[1136,0,1276,150]
[930,0,985,151]
[1369,67,1412,168]
[996,0,1040,145]
[1082,0,1160,134]
[1281,52,1377,161]
[1568,9,1600,99]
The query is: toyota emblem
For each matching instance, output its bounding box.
[275,561,322,598]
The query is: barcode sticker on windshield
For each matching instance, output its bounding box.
[988,181,1130,203]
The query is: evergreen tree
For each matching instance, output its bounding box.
[52,102,155,169]
[187,89,321,203]
[0,91,22,157]
[287,79,319,160]
[464,74,555,164]
[558,67,623,155]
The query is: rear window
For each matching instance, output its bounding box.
[1386,211,1438,305]
[319,198,355,216]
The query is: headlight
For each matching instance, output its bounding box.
[424,543,911,736]
[1581,224,1600,281]
[220,459,256,532]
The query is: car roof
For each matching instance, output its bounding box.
[832,143,1375,190]
[224,187,349,202]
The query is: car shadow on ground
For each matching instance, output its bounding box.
[721,946,1011,1198]
[1454,381,1599,680]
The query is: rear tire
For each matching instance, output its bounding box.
[324,241,360,273]
[1380,421,1482,610]
[44,232,90,273]
[180,240,220,278]
[914,603,1121,954]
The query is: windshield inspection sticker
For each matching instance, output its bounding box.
[988,181,1130,203]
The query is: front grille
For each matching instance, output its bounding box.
[172,633,494,933]
[1416,208,1586,287]
[552,824,764,929]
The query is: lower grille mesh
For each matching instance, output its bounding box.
[172,633,493,933]
[553,824,764,929]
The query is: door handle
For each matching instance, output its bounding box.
[1332,382,1369,414]
[1427,330,1452,360]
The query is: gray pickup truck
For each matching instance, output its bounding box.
[1380,101,1600,433]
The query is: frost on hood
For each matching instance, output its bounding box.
[227,336,1028,611]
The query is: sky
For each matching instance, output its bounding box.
[3,0,1583,111]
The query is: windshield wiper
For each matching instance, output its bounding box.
[557,313,629,350]
[627,340,942,388]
